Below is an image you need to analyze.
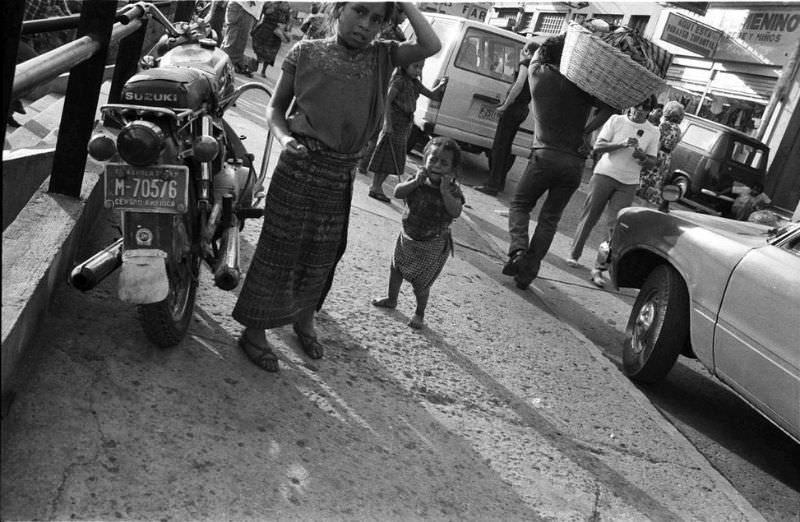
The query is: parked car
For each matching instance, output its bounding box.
[402,14,536,160]
[668,114,770,216]
[607,198,800,443]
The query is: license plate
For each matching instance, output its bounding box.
[104,163,189,213]
[476,104,499,122]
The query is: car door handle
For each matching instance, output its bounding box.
[473,94,501,104]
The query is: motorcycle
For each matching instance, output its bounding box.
[71,2,272,347]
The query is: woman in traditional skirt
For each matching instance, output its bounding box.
[233,2,441,372]
[372,137,465,329]
[366,60,446,202]
[250,2,291,78]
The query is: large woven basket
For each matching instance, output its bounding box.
[560,23,666,110]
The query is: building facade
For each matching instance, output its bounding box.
[486,1,799,213]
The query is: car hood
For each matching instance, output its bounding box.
[664,210,773,248]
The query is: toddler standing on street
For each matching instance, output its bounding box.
[233,2,441,372]
[372,137,465,329]
[366,60,447,202]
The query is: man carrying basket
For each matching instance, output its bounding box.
[504,34,615,289]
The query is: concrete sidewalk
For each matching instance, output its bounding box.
[2,85,766,520]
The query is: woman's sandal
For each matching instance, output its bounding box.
[372,298,397,309]
[293,324,324,360]
[368,190,391,203]
[238,335,279,372]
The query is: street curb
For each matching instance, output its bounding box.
[456,197,766,521]
[1,159,105,397]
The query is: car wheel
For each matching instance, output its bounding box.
[623,264,689,383]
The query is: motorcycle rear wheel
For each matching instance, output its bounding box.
[138,252,199,347]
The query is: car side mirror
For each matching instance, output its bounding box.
[659,184,682,213]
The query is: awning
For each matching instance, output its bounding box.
[666,64,777,104]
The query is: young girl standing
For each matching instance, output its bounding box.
[233,2,441,372]
[366,61,446,202]
[372,137,465,329]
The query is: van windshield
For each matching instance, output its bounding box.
[681,124,720,151]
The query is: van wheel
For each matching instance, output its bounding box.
[671,174,691,197]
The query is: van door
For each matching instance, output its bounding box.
[416,22,534,157]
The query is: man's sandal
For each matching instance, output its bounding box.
[293,324,324,360]
[372,298,397,309]
[239,335,279,372]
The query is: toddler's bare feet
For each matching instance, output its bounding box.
[372,298,397,309]
[408,314,425,329]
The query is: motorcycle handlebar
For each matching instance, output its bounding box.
[116,2,180,37]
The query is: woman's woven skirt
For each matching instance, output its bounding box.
[368,111,413,177]
[392,231,452,292]
[233,147,356,329]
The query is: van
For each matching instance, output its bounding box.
[403,14,535,162]
[668,114,769,215]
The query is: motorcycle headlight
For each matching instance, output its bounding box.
[117,120,165,167]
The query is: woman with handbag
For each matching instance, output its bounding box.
[251,2,292,78]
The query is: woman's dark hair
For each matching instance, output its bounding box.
[538,34,566,66]
[424,136,462,170]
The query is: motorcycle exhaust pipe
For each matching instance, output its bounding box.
[213,225,240,290]
[70,238,124,291]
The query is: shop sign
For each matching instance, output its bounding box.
[418,2,491,22]
[732,9,800,64]
[661,12,723,57]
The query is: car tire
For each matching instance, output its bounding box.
[671,174,691,198]
[623,264,689,383]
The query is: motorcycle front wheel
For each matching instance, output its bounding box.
[137,251,199,348]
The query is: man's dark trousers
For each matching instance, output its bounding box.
[508,148,584,283]
[486,103,529,192]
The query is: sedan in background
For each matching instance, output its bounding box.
[607,203,799,444]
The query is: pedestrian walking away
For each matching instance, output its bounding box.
[232,2,441,372]
[221,0,262,77]
[505,34,615,290]
[373,137,465,330]
[366,60,447,202]
[636,100,685,205]
[567,99,659,287]
[250,1,292,78]
[475,40,539,197]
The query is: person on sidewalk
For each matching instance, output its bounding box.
[566,99,659,287]
[636,100,685,205]
[372,137,465,329]
[300,4,327,40]
[232,2,441,372]
[203,0,227,45]
[475,40,539,197]
[250,2,292,78]
[353,11,408,177]
[220,0,262,77]
[366,60,447,202]
[505,34,615,290]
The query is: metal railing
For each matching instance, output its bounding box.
[3,1,194,198]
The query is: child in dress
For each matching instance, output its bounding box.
[366,60,447,202]
[372,137,465,329]
[233,2,441,372]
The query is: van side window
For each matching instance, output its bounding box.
[730,140,765,169]
[681,124,719,151]
[454,28,521,83]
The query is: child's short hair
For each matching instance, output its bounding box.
[423,136,462,170]
[330,2,398,28]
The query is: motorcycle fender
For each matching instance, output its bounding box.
[118,249,169,304]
